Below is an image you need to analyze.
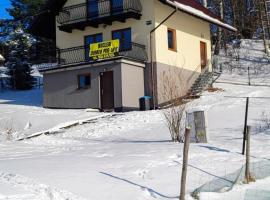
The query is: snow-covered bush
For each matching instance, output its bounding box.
[163,105,186,142]
[0,119,14,141]
[260,111,270,129]
[256,111,270,133]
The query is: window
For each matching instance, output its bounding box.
[78,74,91,89]
[167,28,177,51]
[112,0,124,14]
[85,33,103,60]
[112,28,132,51]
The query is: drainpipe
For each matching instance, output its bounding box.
[150,6,177,109]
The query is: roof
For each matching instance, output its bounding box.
[31,0,236,39]
[29,0,68,39]
[163,0,237,31]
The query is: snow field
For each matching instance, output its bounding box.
[0,40,269,199]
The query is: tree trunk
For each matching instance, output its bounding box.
[214,0,224,55]
[179,128,191,200]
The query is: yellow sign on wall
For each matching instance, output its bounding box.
[90,40,120,60]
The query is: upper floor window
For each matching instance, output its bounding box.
[85,33,103,60]
[88,0,99,19]
[168,28,177,51]
[112,28,132,51]
[85,33,103,46]
[112,0,124,14]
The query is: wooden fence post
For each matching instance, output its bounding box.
[245,126,251,183]
[180,128,191,200]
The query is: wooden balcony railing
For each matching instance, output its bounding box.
[57,0,142,32]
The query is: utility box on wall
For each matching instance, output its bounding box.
[186,111,208,143]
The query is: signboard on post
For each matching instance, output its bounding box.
[90,40,120,60]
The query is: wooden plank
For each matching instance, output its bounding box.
[194,111,208,143]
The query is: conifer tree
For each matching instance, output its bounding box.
[5,26,36,90]
[1,0,46,90]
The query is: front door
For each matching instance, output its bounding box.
[100,71,114,110]
[200,41,207,70]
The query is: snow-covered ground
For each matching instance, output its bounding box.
[0,40,269,200]
[217,39,270,86]
[201,176,270,200]
[0,89,106,140]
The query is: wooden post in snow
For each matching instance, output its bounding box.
[245,126,251,183]
[242,97,249,155]
[180,128,191,200]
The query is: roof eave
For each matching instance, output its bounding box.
[165,0,237,32]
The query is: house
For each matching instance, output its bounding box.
[32,0,236,111]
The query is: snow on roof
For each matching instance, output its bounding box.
[165,0,237,32]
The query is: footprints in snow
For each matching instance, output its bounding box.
[0,172,86,200]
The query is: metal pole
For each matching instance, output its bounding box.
[179,128,191,200]
[242,97,249,155]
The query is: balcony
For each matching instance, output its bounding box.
[57,0,142,33]
[39,42,147,71]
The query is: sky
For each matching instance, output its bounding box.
[0,0,11,19]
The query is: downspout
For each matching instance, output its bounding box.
[150,5,177,109]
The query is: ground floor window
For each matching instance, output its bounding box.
[78,73,91,89]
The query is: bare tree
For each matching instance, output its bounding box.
[214,0,224,55]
